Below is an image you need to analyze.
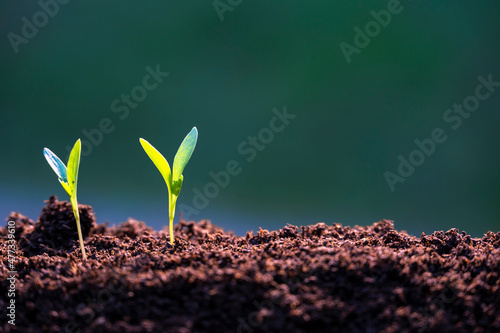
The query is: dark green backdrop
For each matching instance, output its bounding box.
[1,1,499,237]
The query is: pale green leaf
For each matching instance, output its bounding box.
[172,127,198,183]
[66,139,81,196]
[140,138,172,192]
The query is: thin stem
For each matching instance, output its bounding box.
[169,194,178,244]
[71,195,87,261]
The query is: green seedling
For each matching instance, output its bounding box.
[43,139,87,261]
[140,127,198,244]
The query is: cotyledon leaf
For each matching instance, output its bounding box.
[172,127,198,183]
[43,147,72,196]
[43,147,68,183]
[140,138,172,192]
[66,139,81,196]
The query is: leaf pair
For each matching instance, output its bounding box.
[140,127,198,196]
[43,140,81,198]
[140,127,198,244]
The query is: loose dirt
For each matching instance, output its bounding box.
[1,196,499,332]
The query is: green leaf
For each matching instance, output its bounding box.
[67,139,81,196]
[171,174,183,197]
[172,127,198,184]
[43,146,72,196]
[43,148,68,182]
[140,138,172,192]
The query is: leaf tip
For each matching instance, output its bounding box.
[139,138,150,149]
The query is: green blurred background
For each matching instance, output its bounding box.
[1,1,499,237]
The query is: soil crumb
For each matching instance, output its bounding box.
[1,197,499,332]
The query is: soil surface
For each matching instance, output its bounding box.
[1,196,499,332]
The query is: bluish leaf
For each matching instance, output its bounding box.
[172,127,198,183]
[43,147,68,183]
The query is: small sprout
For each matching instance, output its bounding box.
[140,127,198,244]
[43,139,87,261]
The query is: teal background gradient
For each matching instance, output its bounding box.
[1,1,499,237]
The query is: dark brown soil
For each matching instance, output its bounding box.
[1,196,499,332]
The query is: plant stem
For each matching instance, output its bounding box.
[169,194,178,244]
[71,195,87,261]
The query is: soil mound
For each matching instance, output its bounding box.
[1,198,499,332]
[16,196,95,257]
